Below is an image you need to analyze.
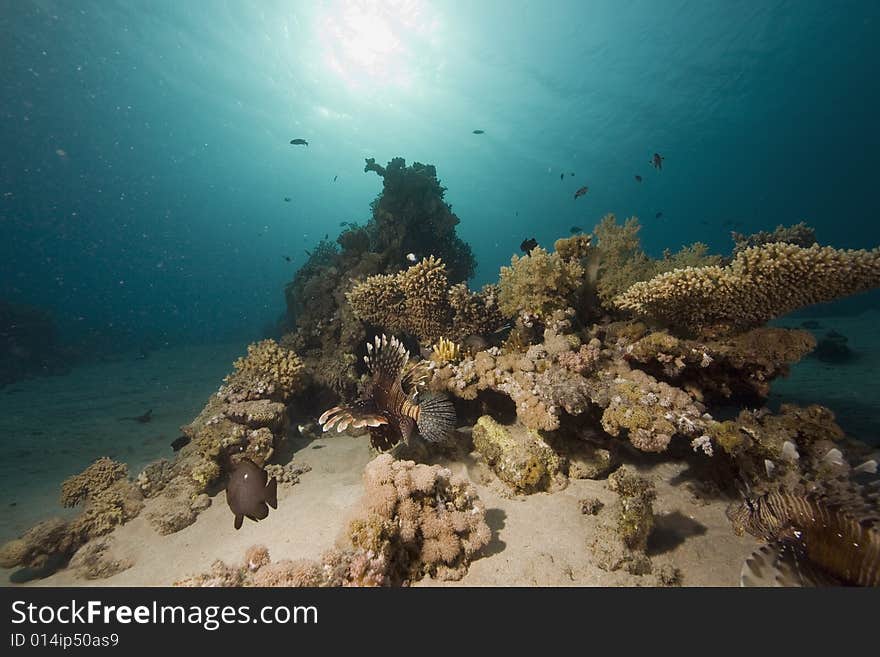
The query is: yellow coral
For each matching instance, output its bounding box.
[614,243,880,335]
[430,337,461,364]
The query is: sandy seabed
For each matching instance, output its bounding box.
[1,311,877,587]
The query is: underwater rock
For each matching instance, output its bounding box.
[68,536,133,580]
[0,518,76,571]
[590,466,657,576]
[471,415,563,493]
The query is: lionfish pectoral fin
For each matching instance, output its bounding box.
[415,393,457,443]
[741,542,839,587]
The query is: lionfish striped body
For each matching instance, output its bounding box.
[318,335,456,451]
[729,487,880,586]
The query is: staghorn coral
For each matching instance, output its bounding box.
[347,256,505,343]
[614,243,880,336]
[731,222,817,255]
[221,339,305,403]
[471,415,564,493]
[350,454,490,583]
[498,247,586,318]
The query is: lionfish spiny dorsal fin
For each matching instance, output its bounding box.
[363,334,409,383]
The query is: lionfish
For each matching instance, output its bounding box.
[728,482,880,586]
[318,335,457,451]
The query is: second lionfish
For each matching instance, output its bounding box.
[318,334,457,451]
[728,481,880,586]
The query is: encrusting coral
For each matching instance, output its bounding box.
[614,243,880,336]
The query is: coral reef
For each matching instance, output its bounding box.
[221,339,304,403]
[731,222,816,255]
[347,256,505,344]
[471,415,563,493]
[178,454,490,587]
[498,246,586,318]
[621,327,816,402]
[0,458,143,573]
[283,157,480,395]
[614,243,880,336]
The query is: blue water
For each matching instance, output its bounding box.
[2,0,879,347]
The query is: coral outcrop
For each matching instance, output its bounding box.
[614,243,880,336]
[590,467,657,575]
[0,458,142,573]
[283,157,480,395]
[471,415,563,493]
[498,246,587,318]
[347,256,505,344]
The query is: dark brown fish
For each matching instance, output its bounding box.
[728,487,880,586]
[560,173,564,181]
[289,138,308,146]
[284,197,291,202]
[318,335,456,452]
[520,237,538,252]
[574,186,589,200]
[655,211,663,219]
[118,409,153,424]
[650,152,664,170]
[283,255,292,262]
[226,457,278,530]
[472,129,484,134]
[634,175,642,183]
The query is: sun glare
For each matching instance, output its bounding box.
[315,0,441,94]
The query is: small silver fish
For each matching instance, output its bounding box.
[406,253,417,263]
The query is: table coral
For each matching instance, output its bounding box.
[614,243,880,336]
[731,222,816,255]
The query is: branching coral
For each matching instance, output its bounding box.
[614,243,880,336]
[498,246,586,318]
[347,256,505,343]
[731,222,817,255]
[430,337,461,365]
[221,339,305,403]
